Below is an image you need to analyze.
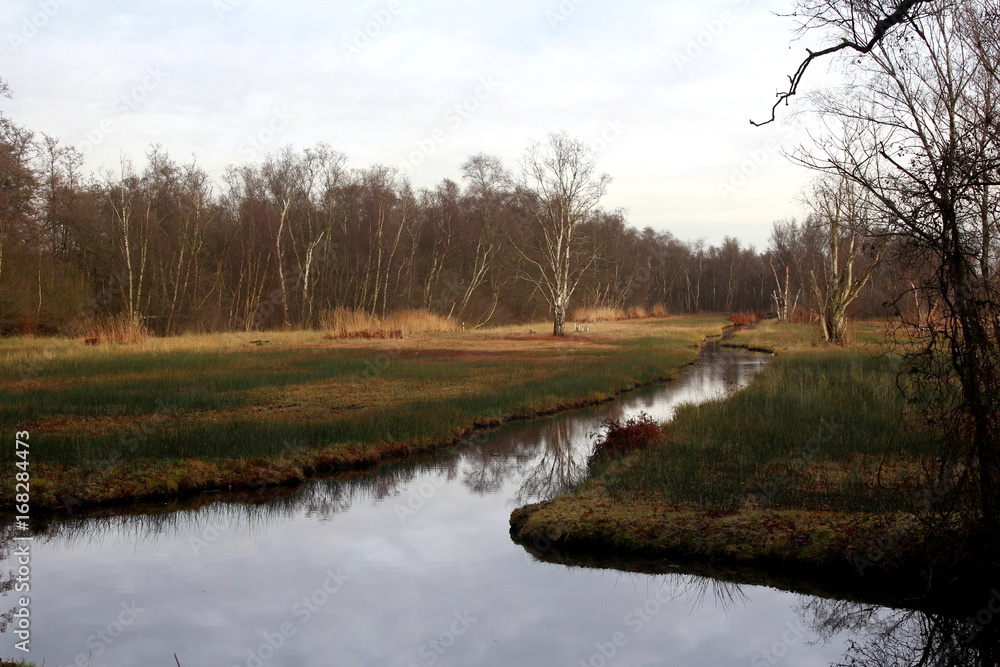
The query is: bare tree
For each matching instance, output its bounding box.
[770,260,799,323]
[294,145,346,326]
[459,154,509,325]
[787,0,1000,527]
[752,0,934,126]
[106,157,151,326]
[0,115,34,315]
[517,131,611,336]
[805,175,885,343]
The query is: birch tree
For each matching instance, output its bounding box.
[518,132,610,336]
[805,176,884,343]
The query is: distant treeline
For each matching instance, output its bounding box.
[0,117,909,336]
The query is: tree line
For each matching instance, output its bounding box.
[1,106,911,337]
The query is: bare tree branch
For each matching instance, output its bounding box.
[752,0,933,126]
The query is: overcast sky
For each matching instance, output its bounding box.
[0,0,830,248]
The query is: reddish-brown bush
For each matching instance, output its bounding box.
[789,307,813,324]
[591,412,662,457]
[727,311,763,327]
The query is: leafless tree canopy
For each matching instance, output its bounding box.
[752,0,935,125]
[517,131,612,336]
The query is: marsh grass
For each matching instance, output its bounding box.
[3,315,726,506]
[34,337,701,466]
[571,303,669,323]
[510,318,968,575]
[84,313,149,345]
[598,325,935,514]
[320,308,457,339]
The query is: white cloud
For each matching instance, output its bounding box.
[0,0,827,246]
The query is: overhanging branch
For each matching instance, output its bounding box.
[751,0,931,127]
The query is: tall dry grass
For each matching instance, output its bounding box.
[320,308,458,339]
[84,315,149,345]
[572,303,669,323]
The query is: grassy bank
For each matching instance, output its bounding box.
[511,321,984,586]
[4,315,726,510]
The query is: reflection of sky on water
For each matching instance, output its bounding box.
[0,343,935,666]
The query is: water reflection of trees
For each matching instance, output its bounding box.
[29,464,425,547]
[674,573,750,613]
[20,413,594,550]
[460,431,539,495]
[511,420,591,504]
[801,598,1000,666]
[0,523,19,633]
[456,415,595,502]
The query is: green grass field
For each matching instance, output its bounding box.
[3,315,727,508]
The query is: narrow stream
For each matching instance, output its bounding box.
[0,341,984,666]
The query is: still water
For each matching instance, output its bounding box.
[0,342,985,666]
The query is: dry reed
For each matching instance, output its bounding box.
[572,303,669,323]
[84,315,149,345]
[320,308,458,339]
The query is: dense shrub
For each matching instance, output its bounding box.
[727,312,763,327]
[591,412,662,458]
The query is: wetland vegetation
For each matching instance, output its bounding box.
[511,321,997,597]
[2,315,726,510]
